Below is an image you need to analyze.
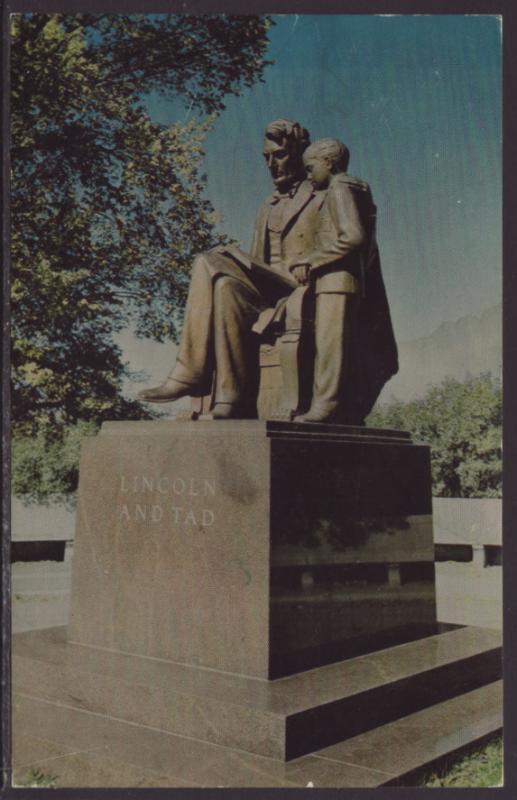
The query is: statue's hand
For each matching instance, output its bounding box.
[288,260,310,285]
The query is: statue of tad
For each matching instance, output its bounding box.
[138,119,398,423]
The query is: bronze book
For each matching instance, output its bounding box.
[219,243,298,290]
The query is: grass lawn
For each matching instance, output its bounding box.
[15,767,58,788]
[418,736,503,787]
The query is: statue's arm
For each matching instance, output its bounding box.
[306,180,366,274]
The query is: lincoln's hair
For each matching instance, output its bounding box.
[303,138,350,173]
[265,119,311,157]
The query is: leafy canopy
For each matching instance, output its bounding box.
[368,373,502,498]
[11,421,99,504]
[11,13,272,432]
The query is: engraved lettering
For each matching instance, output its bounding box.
[185,509,197,525]
[157,477,169,495]
[117,474,217,526]
[204,480,216,497]
[118,475,216,496]
[117,501,215,525]
[202,509,215,526]
[141,476,154,492]
[171,506,183,523]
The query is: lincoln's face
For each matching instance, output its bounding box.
[262,137,300,191]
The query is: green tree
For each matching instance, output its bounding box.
[11,420,99,504]
[368,374,502,497]
[11,13,272,433]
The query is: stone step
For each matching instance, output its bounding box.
[13,624,501,761]
[314,680,502,786]
[12,682,502,788]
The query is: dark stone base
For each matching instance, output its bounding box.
[13,684,503,787]
[15,422,502,787]
[68,420,437,679]
[270,621,454,678]
[13,625,501,763]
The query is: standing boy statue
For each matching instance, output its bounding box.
[288,137,397,423]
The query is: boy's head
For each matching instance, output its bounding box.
[303,138,350,189]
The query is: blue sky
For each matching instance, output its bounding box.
[122,14,502,393]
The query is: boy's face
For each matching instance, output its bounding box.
[303,153,332,189]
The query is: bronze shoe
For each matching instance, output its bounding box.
[137,378,193,403]
[294,404,337,424]
[211,403,258,420]
[211,403,242,420]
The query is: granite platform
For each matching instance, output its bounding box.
[68,420,437,679]
[13,624,501,763]
[12,627,502,787]
[10,419,503,787]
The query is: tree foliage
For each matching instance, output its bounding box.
[12,420,99,503]
[368,374,502,497]
[11,13,272,432]
[13,373,502,503]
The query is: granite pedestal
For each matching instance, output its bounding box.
[12,420,502,785]
[13,625,501,765]
[68,420,437,678]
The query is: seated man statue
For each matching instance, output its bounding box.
[139,119,320,418]
[138,119,397,423]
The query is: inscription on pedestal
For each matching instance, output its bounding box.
[117,474,216,526]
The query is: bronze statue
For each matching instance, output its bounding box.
[138,120,397,423]
[288,138,397,423]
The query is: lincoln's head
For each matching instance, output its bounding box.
[262,119,311,192]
